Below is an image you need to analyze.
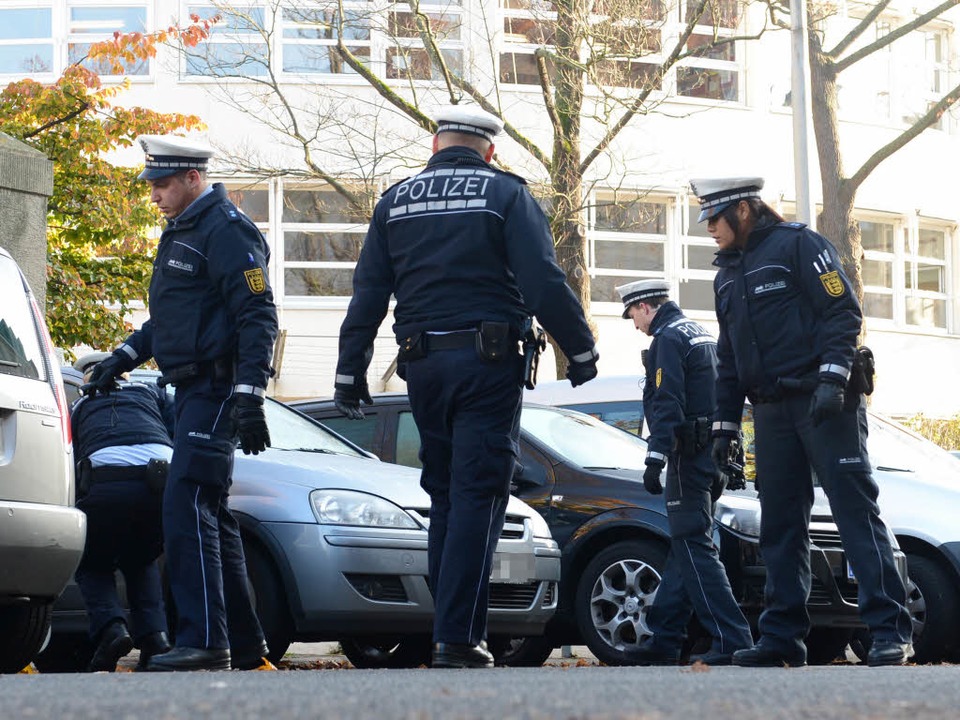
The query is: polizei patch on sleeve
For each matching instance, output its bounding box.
[819,270,844,297]
[244,267,266,294]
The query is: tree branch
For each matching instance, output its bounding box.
[826,0,891,59]
[23,100,90,138]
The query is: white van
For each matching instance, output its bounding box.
[0,246,86,673]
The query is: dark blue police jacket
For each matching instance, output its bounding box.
[713,220,862,428]
[642,302,717,463]
[113,184,278,392]
[336,146,596,388]
[71,381,174,461]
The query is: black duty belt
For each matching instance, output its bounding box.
[425,331,477,351]
[159,356,233,387]
[89,464,154,484]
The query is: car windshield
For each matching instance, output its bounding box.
[868,413,960,479]
[521,405,646,471]
[264,399,366,457]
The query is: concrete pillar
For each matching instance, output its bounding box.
[0,132,54,307]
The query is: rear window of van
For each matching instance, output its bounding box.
[0,256,44,380]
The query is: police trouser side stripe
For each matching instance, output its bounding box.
[192,485,211,648]
[683,537,726,651]
[468,495,503,642]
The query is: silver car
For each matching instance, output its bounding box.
[0,247,86,673]
[39,370,559,671]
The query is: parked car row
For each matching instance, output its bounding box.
[527,376,960,664]
[36,369,560,672]
[291,394,906,666]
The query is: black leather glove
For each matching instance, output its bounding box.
[334,384,373,421]
[810,379,845,427]
[711,435,733,473]
[711,471,728,503]
[80,354,125,397]
[234,394,270,455]
[566,360,598,388]
[642,459,664,495]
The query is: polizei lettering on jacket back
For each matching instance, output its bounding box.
[389,168,496,220]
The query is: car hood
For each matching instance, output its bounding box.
[230,448,536,525]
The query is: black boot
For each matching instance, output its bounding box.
[431,642,494,668]
[147,646,232,672]
[88,620,134,672]
[622,639,681,667]
[135,631,172,672]
[732,643,806,668]
[232,639,271,670]
[867,640,913,667]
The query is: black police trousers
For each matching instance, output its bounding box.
[164,375,265,651]
[406,343,523,645]
[75,474,166,643]
[752,393,912,654]
[645,446,753,654]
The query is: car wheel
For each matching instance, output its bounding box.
[0,601,53,673]
[340,636,432,669]
[574,538,668,666]
[487,635,555,667]
[849,553,959,664]
[243,539,293,664]
[33,632,94,673]
[804,627,853,665]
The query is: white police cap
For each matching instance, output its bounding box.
[690,176,764,223]
[616,279,671,319]
[434,104,504,143]
[137,134,215,180]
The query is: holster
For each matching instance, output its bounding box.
[521,321,547,390]
[397,332,426,363]
[76,458,92,500]
[159,356,233,388]
[476,321,511,362]
[676,417,711,457]
[848,346,875,396]
[145,458,169,494]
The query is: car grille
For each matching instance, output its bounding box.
[409,508,527,540]
[809,577,859,605]
[345,574,409,603]
[809,524,844,550]
[489,581,540,609]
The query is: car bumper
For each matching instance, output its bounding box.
[719,522,906,629]
[265,521,560,638]
[0,501,86,599]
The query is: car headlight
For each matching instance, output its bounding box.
[526,508,553,540]
[310,490,421,529]
[714,495,762,538]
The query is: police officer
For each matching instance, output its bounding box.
[84,135,278,671]
[72,353,174,672]
[334,105,598,669]
[695,176,913,667]
[616,281,753,666]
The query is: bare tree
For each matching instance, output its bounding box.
[174,0,775,372]
[771,0,960,309]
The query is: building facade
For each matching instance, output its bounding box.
[3,0,960,415]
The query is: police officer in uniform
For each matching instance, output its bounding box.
[334,105,598,669]
[695,176,913,667]
[616,281,753,666]
[72,353,174,672]
[85,135,278,671]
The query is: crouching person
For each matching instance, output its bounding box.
[72,353,174,672]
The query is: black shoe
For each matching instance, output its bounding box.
[134,631,172,672]
[147,646,231,672]
[732,644,806,668]
[88,621,134,672]
[622,640,681,666]
[689,649,747,666]
[232,640,270,670]
[867,640,913,667]
[431,642,494,669]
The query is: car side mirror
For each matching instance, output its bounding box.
[512,460,548,489]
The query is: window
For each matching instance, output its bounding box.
[0,2,152,78]
[185,4,268,77]
[281,185,370,298]
[69,5,148,75]
[396,412,422,468]
[0,6,54,75]
[860,219,895,321]
[386,0,463,81]
[588,191,668,304]
[281,3,371,75]
[676,0,739,100]
[678,204,718,311]
[904,225,948,329]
